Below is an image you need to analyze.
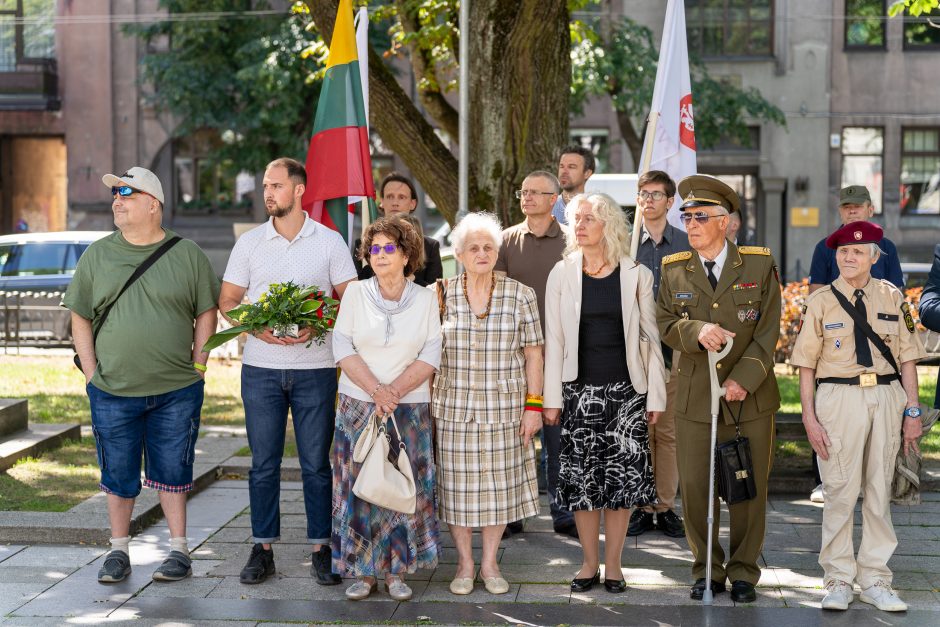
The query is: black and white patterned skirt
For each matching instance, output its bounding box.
[555,380,657,511]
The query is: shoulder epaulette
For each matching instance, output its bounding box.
[739,246,771,256]
[662,251,692,265]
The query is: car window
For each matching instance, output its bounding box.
[0,245,12,274]
[64,244,86,275]
[1,243,70,277]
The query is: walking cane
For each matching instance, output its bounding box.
[702,337,733,606]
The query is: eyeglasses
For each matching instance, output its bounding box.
[638,190,668,201]
[679,211,725,225]
[369,243,399,255]
[515,189,556,199]
[111,185,144,197]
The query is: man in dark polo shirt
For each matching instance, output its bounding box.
[495,170,575,537]
[630,169,690,540]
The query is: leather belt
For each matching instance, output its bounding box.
[817,373,900,388]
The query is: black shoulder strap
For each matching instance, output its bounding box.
[92,236,182,341]
[830,287,900,377]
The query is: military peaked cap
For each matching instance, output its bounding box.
[677,174,741,214]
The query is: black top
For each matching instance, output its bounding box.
[354,235,444,287]
[577,265,630,386]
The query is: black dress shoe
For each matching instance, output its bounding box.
[604,578,627,593]
[730,580,757,603]
[689,577,726,600]
[311,545,341,586]
[570,570,601,592]
[656,509,686,538]
[627,510,654,537]
[553,521,579,538]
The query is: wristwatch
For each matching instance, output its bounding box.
[904,405,922,420]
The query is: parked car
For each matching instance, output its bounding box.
[901,261,940,360]
[0,231,111,344]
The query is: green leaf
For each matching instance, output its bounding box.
[300,299,322,313]
[202,325,251,353]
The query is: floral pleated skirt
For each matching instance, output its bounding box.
[556,380,657,511]
[331,394,440,577]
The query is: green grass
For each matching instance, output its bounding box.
[0,437,100,511]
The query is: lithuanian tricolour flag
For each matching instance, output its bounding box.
[302,0,376,247]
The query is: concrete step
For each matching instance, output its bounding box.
[0,422,81,472]
[0,399,28,438]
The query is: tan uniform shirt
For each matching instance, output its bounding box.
[791,276,926,376]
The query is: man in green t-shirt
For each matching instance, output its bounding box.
[63,167,220,585]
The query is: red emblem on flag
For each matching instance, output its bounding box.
[679,94,695,150]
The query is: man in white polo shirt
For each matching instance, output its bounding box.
[219,157,357,586]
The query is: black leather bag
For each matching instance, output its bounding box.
[714,401,757,505]
[715,434,757,505]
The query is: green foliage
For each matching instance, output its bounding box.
[127,0,323,172]
[889,0,940,17]
[570,17,786,158]
[204,281,339,351]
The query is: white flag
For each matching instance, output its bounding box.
[639,0,696,231]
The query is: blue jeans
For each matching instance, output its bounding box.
[87,380,204,499]
[241,365,337,545]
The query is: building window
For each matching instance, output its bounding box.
[845,0,886,48]
[904,8,940,48]
[901,128,940,215]
[0,0,56,72]
[685,0,774,58]
[841,127,883,214]
[569,129,608,173]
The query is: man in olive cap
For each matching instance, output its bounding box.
[805,185,903,503]
[656,174,781,604]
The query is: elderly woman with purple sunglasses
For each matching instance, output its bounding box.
[331,214,442,602]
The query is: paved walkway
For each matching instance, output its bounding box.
[1,478,938,626]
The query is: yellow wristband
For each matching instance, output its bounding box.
[193,362,207,373]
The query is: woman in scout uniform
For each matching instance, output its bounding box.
[656,174,781,604]
[791,221,925,612]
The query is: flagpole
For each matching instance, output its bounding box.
[630,112,660,258]
[457,0,469,223]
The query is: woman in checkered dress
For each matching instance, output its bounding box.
[432,212,544,596]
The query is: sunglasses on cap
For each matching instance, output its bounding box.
[369,243,399,255]
[111,185,147,198]
[679,211,726,226]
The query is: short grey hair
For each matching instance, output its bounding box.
[451,212,503,253]
[524,170,561,194]
[868,243,885,258]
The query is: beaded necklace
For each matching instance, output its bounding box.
[462,272,496,319]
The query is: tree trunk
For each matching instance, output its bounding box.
[468,0,571,225]
[617,109,644,172]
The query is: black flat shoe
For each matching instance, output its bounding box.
[604,578,627,593]
[690,578,726,600]
[570,570,601,592]
[730,580,757,603]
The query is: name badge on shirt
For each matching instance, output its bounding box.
[824,322,844,330]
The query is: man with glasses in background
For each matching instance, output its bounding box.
[64,166,220,584]
[495,170,576,538]
[656,174,781,604]
[630,170,690,540]
[552,146,595,225]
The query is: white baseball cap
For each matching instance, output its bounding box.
[102,166,165,204]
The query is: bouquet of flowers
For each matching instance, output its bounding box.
[202,281,339,352]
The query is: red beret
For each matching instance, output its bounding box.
[825,220,883,250]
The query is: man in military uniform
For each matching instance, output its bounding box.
[656,174,781,604]
[791,221,925,612]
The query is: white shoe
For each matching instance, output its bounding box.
[860,580,907,612]
[384,576,413,601]
[821,580,853,610]
[810,484,825,503]
[345,578,376,600]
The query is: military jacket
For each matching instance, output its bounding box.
[656,242,782,424]
[790,276,926,378]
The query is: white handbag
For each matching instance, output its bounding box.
[352,412,417,514]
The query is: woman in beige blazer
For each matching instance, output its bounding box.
[543,192,667,594]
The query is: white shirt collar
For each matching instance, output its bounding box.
[700,240,729,279]
[264,213,317,242]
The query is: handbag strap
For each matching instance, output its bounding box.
[435,278,448,322]
[92,235,182,342]
[721,398,745,438]
[382,412,406,451]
